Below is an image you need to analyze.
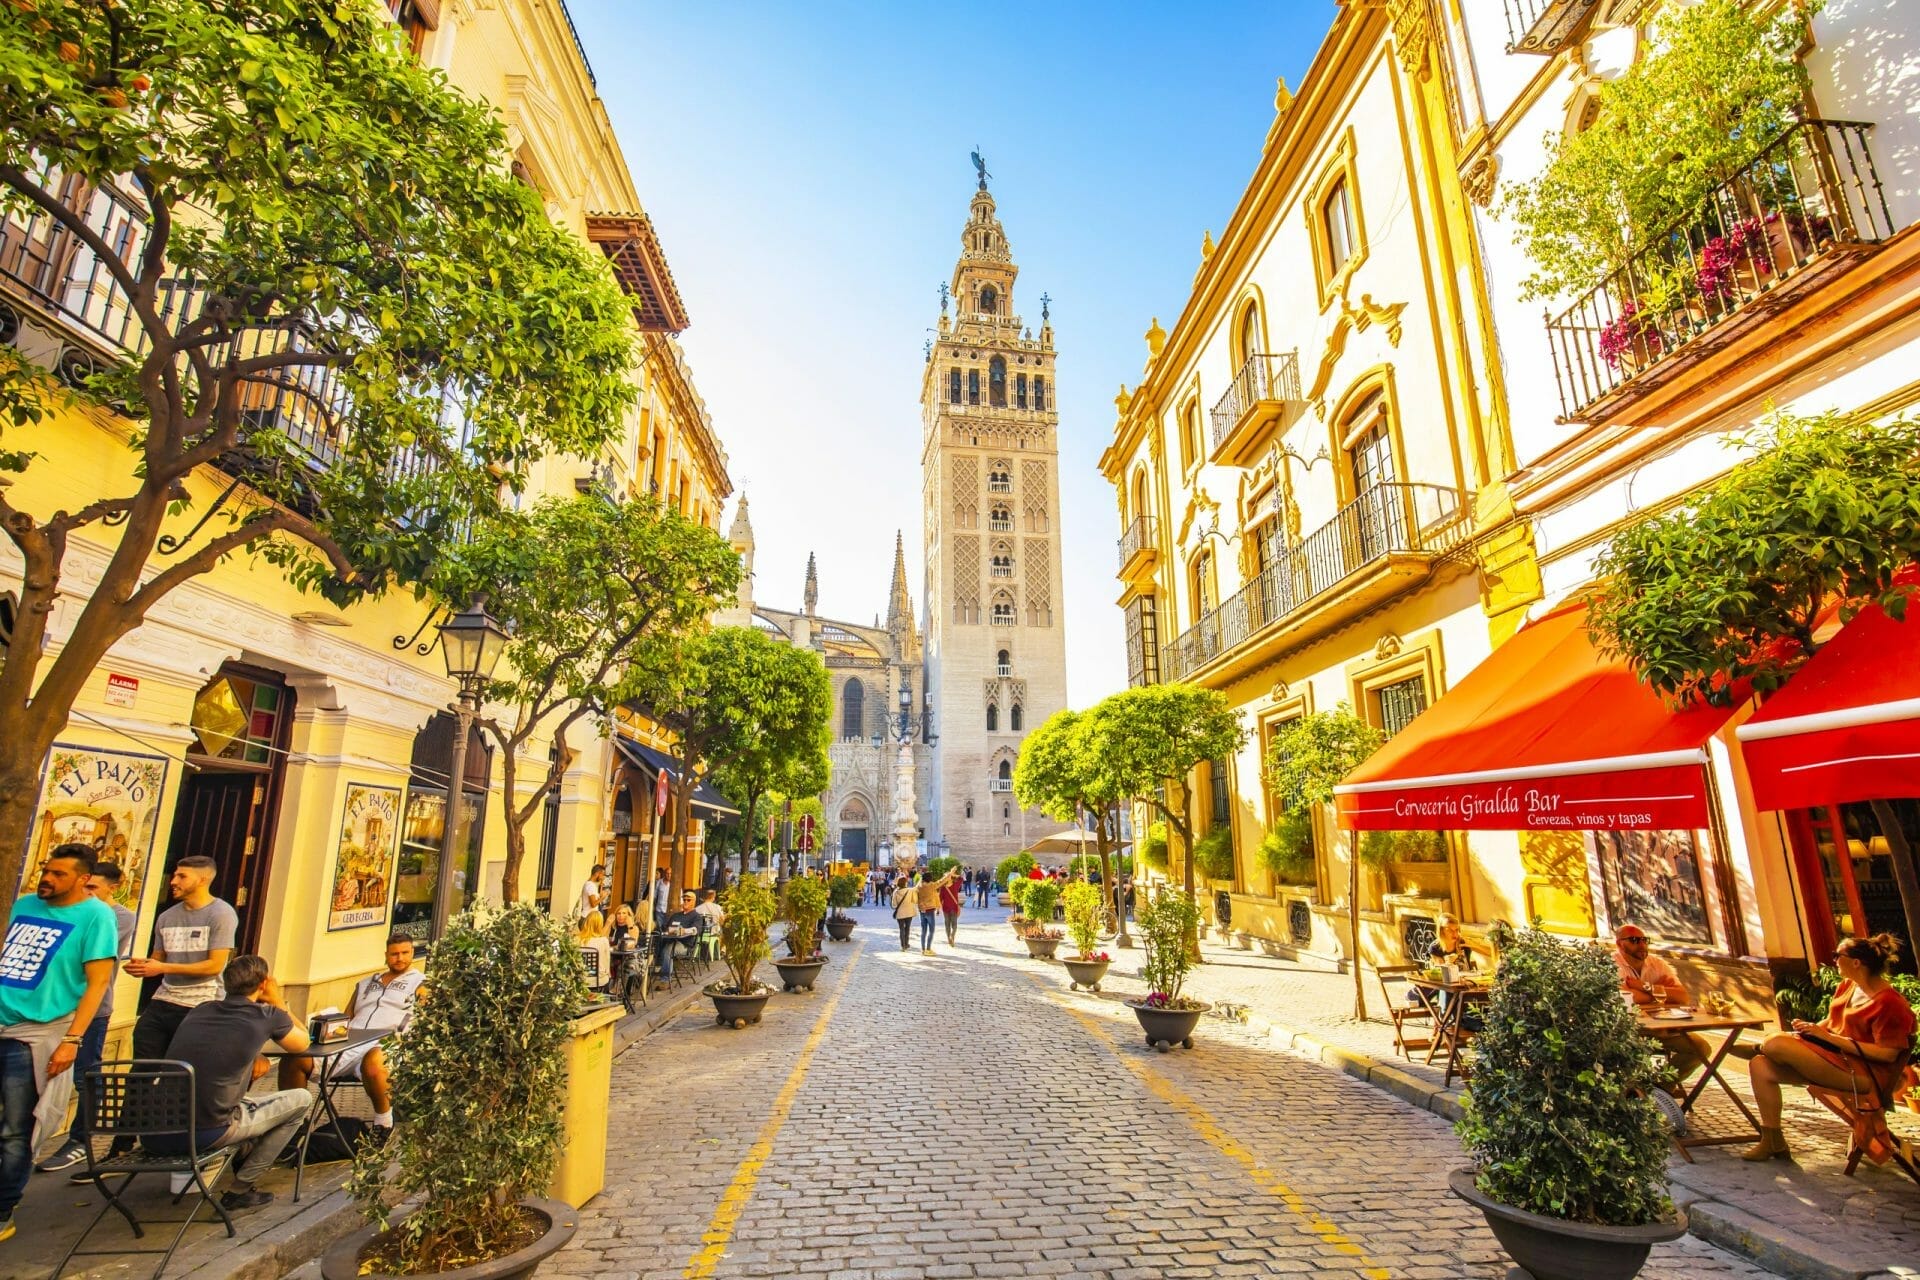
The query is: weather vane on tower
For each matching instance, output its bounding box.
[970,147,990,191]
[1040,292,1051,322]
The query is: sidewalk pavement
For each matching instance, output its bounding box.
[1157,927,1920,1280]
[3,979,708,1280]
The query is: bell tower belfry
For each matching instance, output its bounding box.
[921,159,1069,865]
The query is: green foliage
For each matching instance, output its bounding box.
[1091,687,1245,852]
[1589,411,1920,707]
[826,871,863,912]
[1015,708,1125,822]
[452,496,739,899]
[1265,706,1385,812]
[781,875,828,960]
[1457,925,1673,1226]
[1066,853,1129,882]
[1138,890,1202,1004]
[1259,811,1316,885]
[717,875,776,994]
[995,852,1036,887]
[1193,826,1235,882]
[1139,822,1170,872]
[1006,877,1033,916]
[1774,964,1920,1024]
[1498,0,1815,299]
[1358,828,1447,870]
[1062,881,1104,957]
[923,856,960,880]
[1021,878,1061,926]
[346,905,586,1271]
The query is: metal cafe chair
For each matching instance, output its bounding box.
[57,1060,236,1280]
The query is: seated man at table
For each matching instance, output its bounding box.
[695,887,726,930]
[656,892,704,979]
[277,934,421,1133]
[161,955,310,1211]
[1614,924,1710,1087]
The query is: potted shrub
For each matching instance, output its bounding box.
[775,875,829,993]
[995,852,1035,907]
[1452,924,1685,1280]
[1258,811,1315,887]
[1019,879,1064,958]
[330,904,584,1280]
[825,871,861,941]
[707,874,777,1028]
[1193,826,1235,885]
[1138,822,1169,875]
[1126,890,1209,1051]
[1059,881,1111,991]
[1006,876,1034,935]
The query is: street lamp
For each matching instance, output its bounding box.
[433,597,510,940]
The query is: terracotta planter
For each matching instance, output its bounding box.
[706,983,772,1029]
[1062,956,1111,992]
[1127,1000,1209,1051]
[322,1198,577,1280]
[1023,934,1063,960]
[773,956,828,993]
[1448,1168,1684,1280]
[826,916,856,941]
[1009,917,1030,936]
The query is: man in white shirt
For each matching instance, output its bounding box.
[694,888,725,930]
[278,935,423,1130]
[577,864,606,920]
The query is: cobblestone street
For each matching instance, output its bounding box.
[554,907,1774,1280]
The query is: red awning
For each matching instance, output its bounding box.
[1736,599,1920,811]
[1335,604,1738,832]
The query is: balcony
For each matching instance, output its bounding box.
[1209,351,1303,468]
[1117,514,1158,581]
[990,779,1013,793]
[1163,482,1466,683]
[1501,0,1603,55]
[1546,120,1896,424]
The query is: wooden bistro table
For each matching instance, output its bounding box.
[1407,975,1493,1088]
[1637,1008,1771,1160]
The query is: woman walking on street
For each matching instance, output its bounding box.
[940,870,964,946]
[891,873,918,951]
[916,868,958,954]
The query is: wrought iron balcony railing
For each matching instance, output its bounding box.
[1209,351,1302,459]
[1502,0,1601,54]
[1163,482,1462,681]
[1117,514,1157,574]
[1546,119,1895,423]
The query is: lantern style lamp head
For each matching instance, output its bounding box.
[439,597,510,692]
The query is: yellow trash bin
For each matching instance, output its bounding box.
[549,1002,623,1207]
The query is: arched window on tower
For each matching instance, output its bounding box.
[842,678,865,741]
[968,369,980,405]
[987,464,1011,493]
[986,703,998,732]
[1010,703,1023,732]
[948,369,962,404]
[979,285,998,315]
[1016,373,1028,409]
[990,545,1013,578]
[1033,376,1047,411]
[965,800,974,819]
[989,504,1012,532]
[996,648,1011,676]
[999,760,1013,787]
[991,591,1015,626]
[989,357,1007,407]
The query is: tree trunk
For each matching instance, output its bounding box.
[1868,799,1920,954]
[669,773,696,896]
[739,787,762,880]
[0,730,58,900]
[1348,829,1368,1021]
[1168,804,1201,966]
[497,738,524,904]
[1094,806,1114,934]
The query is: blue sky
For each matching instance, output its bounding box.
[571,1,1337,703]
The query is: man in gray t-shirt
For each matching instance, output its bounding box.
[124,856,238,1064]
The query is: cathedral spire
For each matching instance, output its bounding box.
[803,551,818,617]
[886,531,912,635]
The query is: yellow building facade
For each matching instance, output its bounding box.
[0,0,729,1024]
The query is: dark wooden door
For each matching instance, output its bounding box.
[160,770,270,952]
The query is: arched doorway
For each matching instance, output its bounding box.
[840,796,871,863]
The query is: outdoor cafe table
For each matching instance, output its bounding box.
[1407,975,1493,1088]
[1637,1008,1770,1160]
[264,1025,390,1202]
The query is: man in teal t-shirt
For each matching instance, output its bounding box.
[0,843,118,1243]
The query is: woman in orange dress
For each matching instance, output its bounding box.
[1744,933,1916,1161]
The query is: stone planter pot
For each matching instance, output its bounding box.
[1022,934,1063,960]
[1448,1168,1684,1280]
[1126,1000,1209,1052]
[706,983,773,1029]
[826,916,856,942]
[1009,917,1030,937]
[1061,956,1111,992]
[322,1197,577,1280]
[1234,932,1255,951]
[773,956,828,993]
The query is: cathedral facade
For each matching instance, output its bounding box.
[921,172,1070,865]
[721,500,934,864]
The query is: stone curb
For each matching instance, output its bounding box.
[1235,1007,1903,1280]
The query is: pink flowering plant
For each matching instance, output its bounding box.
[1137,890,1205,1011]
[1694,217,1769,303]
[1598,299,1659,370]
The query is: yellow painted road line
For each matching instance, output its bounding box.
[682,942,862,1279]
[1037,976,1390,1280]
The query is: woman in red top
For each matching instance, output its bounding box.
[1744,933,1916,1161]
[938,872,964,946]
